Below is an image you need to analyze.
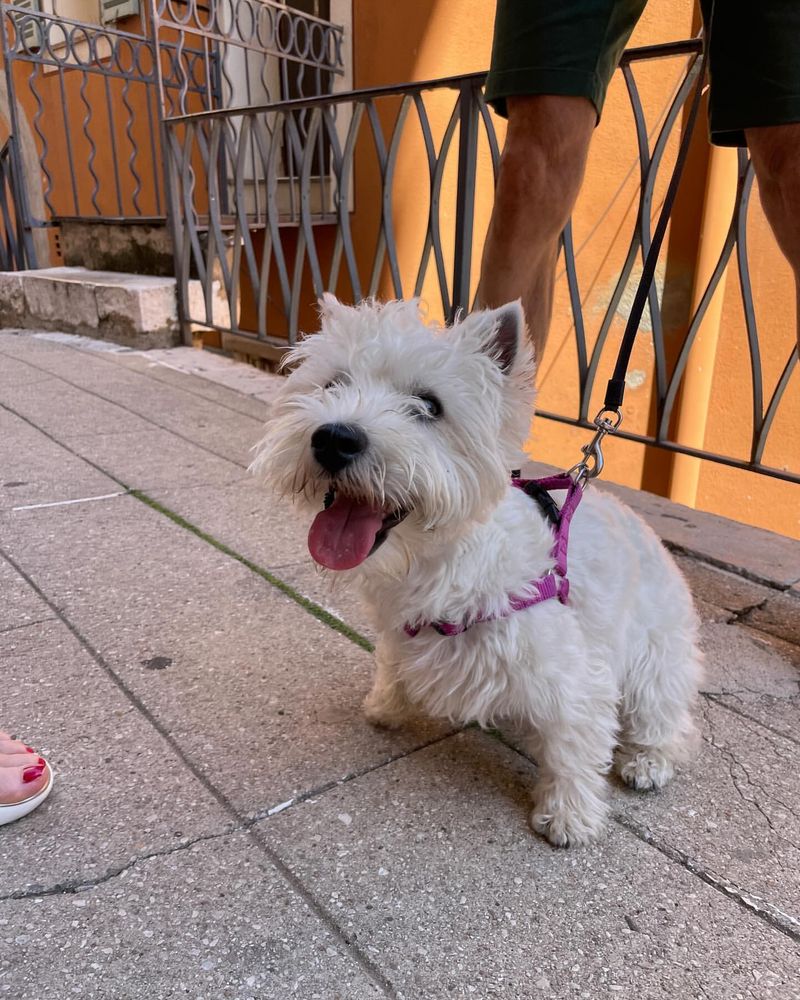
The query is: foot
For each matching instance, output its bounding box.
[615,746,674,791]
[530,776,609,848]
[362,684,413,730]
[0,731,50,806]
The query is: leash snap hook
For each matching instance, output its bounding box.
[567,407,622,486]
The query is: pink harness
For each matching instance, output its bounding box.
[403,474,583,638]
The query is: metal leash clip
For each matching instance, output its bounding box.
[566,408,623,486]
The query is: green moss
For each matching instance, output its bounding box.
[129,490,374,653]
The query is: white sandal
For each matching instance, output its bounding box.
[0,760,54,827]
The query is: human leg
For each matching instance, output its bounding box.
[479,0,647,359]
[475,96,594,361]
[701,0,800,354]
[746,125,800,355]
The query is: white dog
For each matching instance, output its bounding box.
[252,296,701,847]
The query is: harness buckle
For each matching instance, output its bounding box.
[566,407,622,486]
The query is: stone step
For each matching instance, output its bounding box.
[0,266,207,349]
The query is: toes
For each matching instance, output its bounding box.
[617,751,674,791]
[0,738,37,757]
[0,761,49,806]
[530,809,602,848]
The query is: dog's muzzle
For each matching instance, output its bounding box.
[311,422,367,475]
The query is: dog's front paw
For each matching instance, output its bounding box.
[362,688,411,730]
[530,782,608,848]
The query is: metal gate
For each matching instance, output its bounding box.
[0,0,344,267]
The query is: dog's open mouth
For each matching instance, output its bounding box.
[308,488,408,570]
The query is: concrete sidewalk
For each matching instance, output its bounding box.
[0,329,798,1000]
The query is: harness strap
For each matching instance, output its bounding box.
[404,474,582,638]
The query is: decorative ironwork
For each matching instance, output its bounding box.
[0,0,345,238]
[0,135,34,269]
[164,38,798,485]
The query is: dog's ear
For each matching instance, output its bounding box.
[458,301,526,372]
[318,293,355,323]
[487,301,525,371]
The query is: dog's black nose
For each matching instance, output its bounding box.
[311,423,368,475]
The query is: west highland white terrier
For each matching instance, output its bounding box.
[252,295,702,846]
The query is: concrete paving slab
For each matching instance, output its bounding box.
[274,560,376,645]
[0,345,265,470]
[129,345,284,403]
[0,833,385,1000]
[0,407,118,511]
[674,553,771,614]
[700,622,800,701]
[63,376,261,471]
[744,590,800,647]
[0,349,52,388]
[148,479,313,573]
[117,353,273,422]
[0,616,231,898]
[612,696,800,920]
[1,331,272,427]
[60,427,243,490]
[266,730,800,1000]
[713,693,800,747]
[1,496,449,820]
[0,372,149,440]
[0,346,260,481]
[0,558,57,633]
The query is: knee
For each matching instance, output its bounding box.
[497,95,594,233]
[749,126,800,204]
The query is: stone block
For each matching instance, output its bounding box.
[0,271,24,325]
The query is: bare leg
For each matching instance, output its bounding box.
[475,95,596,361]
[746,123,800,355]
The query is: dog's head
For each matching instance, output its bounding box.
[251,295,535,572]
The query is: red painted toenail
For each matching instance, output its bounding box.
[22,766,44,783]
[37,758,46,767]
[25,746,35,753]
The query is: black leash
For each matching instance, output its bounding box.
[568,42,708,485]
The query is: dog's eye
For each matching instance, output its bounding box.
[323,376,345,391]
[415,393,443,419]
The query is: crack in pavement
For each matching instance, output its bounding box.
[701,702,800,854]
[0,728,461,909]
[705,693,800,749]
[615,814,800,943]
[487,724,800,944]
[0,616,58,635]
[0,543,399,998]
[724,597,769,625]
[0,825,241,903]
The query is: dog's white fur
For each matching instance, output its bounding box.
[252,296,702,846]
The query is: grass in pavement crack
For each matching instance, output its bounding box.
[129,490,374,653]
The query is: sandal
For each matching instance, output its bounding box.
[0,757,54,828]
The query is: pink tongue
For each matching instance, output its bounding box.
[308,496,385,570]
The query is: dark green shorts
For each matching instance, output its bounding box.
[485,0,800,147]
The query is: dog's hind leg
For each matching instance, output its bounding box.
[363,644,414,729]
[615,632,702,792]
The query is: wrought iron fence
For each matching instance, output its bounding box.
[0,135,34,269]
[0,0,345,254]
[164,37,798,485]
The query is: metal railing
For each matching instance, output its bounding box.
[0,0,345,253]
[0,135,33,269]
[164,37,798,485]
